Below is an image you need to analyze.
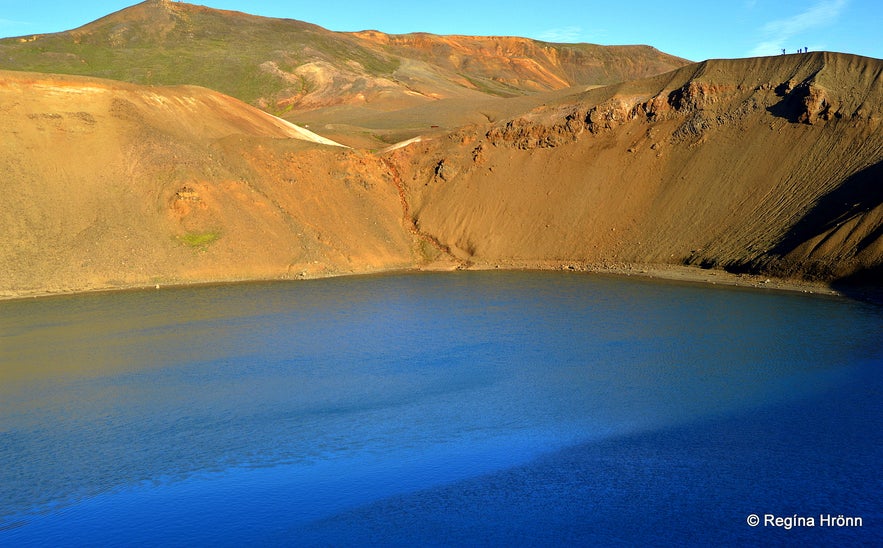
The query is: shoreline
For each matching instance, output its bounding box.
[467,261,848,297]
[0,262,861,304]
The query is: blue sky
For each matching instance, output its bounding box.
[0,0,880,61]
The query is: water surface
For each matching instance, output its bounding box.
[1,272,881,545]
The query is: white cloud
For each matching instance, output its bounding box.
[535,26,585,43]
[748,0,847,56]
[762,0,847,35]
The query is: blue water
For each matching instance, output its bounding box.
[0,272,881,545]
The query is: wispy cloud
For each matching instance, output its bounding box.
[0,18,32,33]
[535,26,585,43]
[749,0,847,56]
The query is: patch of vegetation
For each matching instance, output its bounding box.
[0,3,687,113]
[306,32,400,75]
[0,5,399,107]
[177,230,221,249]
[458,74,521,98]
[417,238,443,263]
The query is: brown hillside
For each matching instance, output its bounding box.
[1,52,881,298]
[0,71,414,297]
[390,52,883,284]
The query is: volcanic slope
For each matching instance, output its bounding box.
[0,0,689,147]
[0,71,414,297]
[1,53,881,297]
[390,52,883,285]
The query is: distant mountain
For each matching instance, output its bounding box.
[0,0,689,145]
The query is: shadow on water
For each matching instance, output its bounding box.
[832,265,883,305]
[2,271,881,545]
[291,363,883,546]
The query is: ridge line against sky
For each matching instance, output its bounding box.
[0,0,880,62]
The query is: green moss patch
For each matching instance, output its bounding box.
[177,231,221,249]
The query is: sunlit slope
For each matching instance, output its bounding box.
[393,52,883,283]
[1,53,880,296]
[0,71,413,295]
[0,0,688,145]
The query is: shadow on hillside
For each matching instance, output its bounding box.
[766,81,830,123]
[769,160,883,259]
[767,82,805,123]
[832,266,883,306]
[721,160,883,300]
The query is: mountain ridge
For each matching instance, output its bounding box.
[0,1,689,146]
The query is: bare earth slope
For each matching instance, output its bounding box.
[390,52,883,285]
[0,51,881,297]
[0,71,414,297]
